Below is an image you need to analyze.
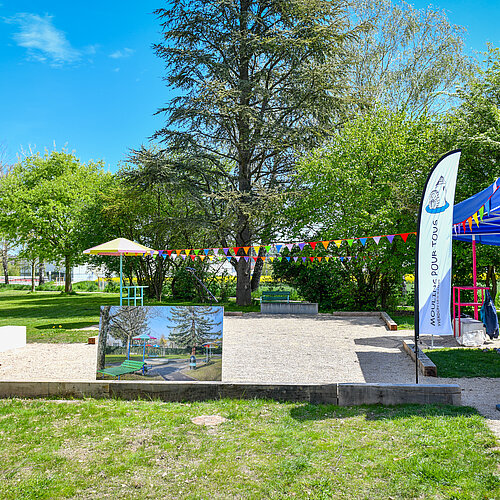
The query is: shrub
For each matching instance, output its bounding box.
[73,280,99,292]
[36,282,63,292]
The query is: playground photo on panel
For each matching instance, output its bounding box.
[96,306,223,381]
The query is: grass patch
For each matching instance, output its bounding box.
[388,311,415,329]
[0,399,497,499]
[184,359,222,381]
[424,348,500,378]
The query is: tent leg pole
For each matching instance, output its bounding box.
[473,237,478,319]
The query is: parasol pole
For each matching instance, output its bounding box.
[120,254,123,306]
[472,235,478,319]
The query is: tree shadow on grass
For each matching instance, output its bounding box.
[35,322,99,330]
[289,403,480,422]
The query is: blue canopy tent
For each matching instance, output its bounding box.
[453,178,500,245]
[451,178,500,321]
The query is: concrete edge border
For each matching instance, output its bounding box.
[327,311,398,331]
[402,341,438,377]
[0,381,459,405]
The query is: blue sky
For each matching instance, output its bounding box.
[1,1,499,172]
[0,0,165,171]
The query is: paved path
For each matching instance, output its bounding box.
[147,359,195,381]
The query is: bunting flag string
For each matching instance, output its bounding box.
[154,254,385,263]
[158,232,417,258]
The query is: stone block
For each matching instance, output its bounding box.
[0,326,26,353]
[261,302,318,314]
[338,383,461,406]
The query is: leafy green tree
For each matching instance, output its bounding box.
[0,141,13,284]
[0,150,109,293]
[279,108,445,309]
[153,0,362,305]
[91,147,229,301]
[444,46,500,297]
[108,306,150,358]
[167,306,222,355]
[349,0,471,115]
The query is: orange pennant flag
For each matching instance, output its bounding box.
[176,249,182,256]
[242,246,250,255]
[200,255,206,261]
[317,256,322,262]
[260,256,265,261]
[468,217,472,231]
[321,241,329,249]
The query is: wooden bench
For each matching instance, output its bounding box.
[98,359,146,380]
[261,290,291,303]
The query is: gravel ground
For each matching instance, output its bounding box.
[0,314,498,438]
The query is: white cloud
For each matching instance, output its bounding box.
[109,48,135,59]
[5,13,80,65]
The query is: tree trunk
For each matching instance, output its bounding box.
[236,257,252,305]
[38,260,45,284]
[31,260,36,293]
[2,241,8,285]
[251,247,266,292]
[64,255,72,293]
[97,306,111,371]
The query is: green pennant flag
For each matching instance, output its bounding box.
[265,245,271,252]
[194,249,200,255]
[479,205,485,221]
[347,239,354,247]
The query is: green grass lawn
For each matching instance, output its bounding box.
[184,359,222,381]
[424,348,500,378]
[0,290,119,343]
[0,399,497,499]
[388,311,415,329]
[0,290,258,343]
